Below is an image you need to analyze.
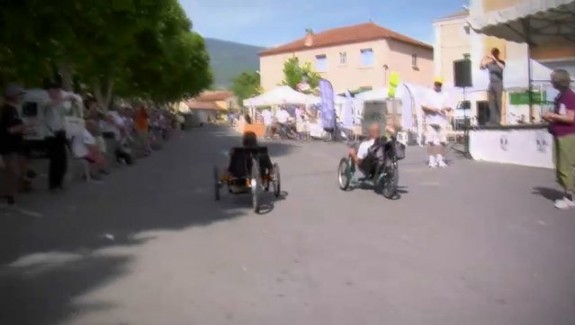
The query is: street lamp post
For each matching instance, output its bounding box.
[383,64,389,85]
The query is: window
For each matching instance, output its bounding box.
[411,54,418,68]
[360,49,374,66]
[315,54,327,72]
[463,53,471,60]
[339,52,347,65]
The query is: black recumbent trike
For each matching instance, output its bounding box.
[213,146,281,213]
[337,135,405,199]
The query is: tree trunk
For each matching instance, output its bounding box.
[59,63,74,91]
[93,78,114,110]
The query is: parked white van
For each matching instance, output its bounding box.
[19,89,85,142]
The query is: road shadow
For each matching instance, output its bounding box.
[256,191,289,215]
[0,254,130,325]
[0,126,296,325]
[353,183,409,199]
[532,186,564,202]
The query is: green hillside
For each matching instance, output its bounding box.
[204,38,264,89]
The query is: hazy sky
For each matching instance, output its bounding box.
[180,0,467,47]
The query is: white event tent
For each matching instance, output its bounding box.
[243,86,313,107]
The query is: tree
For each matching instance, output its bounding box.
[0,0,212,106]
[231,71,261,105]
[281,57,321,92]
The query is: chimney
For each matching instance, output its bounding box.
[304,29,314,47]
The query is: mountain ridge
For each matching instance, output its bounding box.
[204,38,264,89]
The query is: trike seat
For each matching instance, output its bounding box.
[357,136,401,177]
[227,146,272,179]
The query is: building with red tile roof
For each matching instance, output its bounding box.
[259,22,434,92]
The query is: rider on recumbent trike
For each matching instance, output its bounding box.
[340,122,403,199]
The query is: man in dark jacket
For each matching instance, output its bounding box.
[0,85,27,205]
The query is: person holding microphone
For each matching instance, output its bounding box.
[480,48,506,125]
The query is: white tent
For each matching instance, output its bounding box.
[243,86,312,107]
[355,88,388,101]
[307,94,347,106]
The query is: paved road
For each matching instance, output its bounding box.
[1,126,574,325]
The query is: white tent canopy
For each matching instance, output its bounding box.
[469,0,575,46]
[243,86,312,107]
[307,94,347,105]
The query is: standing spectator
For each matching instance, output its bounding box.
[261,108,273,139]
[244,113,252,125]
[542,69,575,210]
[0,85,28,205]
[296,112,309,141]
[480,48,506,125]
[134,105,151,156]
[422,77,452,168]
[44,83,70,192]
[84,99,107,158]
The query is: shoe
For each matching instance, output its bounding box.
[428,158,437,168]
[554,197,575,210]
[437,159,448,168]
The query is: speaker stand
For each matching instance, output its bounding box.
[462,86,471,158]
[451,86,472,159]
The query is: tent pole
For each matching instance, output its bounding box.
[522,18,534,123]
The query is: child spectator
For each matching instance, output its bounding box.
[72,121,109,179]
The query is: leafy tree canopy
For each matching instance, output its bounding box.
[281,57,321,93]
[0,0,212,106]
[231,71,261,106]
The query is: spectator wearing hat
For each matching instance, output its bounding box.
[543,69,575,210]
[0,85,30,205]
[421,77,452,168]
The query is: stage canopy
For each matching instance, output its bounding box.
[243,86,312,107]
[470,0,575,46]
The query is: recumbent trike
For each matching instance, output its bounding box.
[337,135,405,199]
[213,146,281,213]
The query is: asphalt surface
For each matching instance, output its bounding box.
[0,126,574,325]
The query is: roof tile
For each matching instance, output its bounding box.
[186,100,224,111]
[195,90,234,102]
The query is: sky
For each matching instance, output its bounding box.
[180,0,468,47]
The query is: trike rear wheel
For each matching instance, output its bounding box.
[377,164,399,199]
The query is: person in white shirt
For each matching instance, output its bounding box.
[275,107,291,138]
[296,111,309,141]
[44,83,72,191]
[261,108,273,139]
[276,107,290,125]
[348,123,380,175]
[422,77,452,168]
